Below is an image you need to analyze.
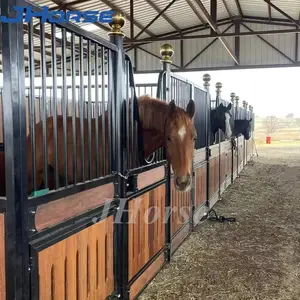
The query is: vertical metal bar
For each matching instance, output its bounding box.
[51,23,59,189]
[125,60,130,170]
[87,40,92,180]
[28,20,37,192]
[107,50,114,174]
[79,37,85,182]
[71,33,77,185]
[1,0,29,297]
[94,44,100,178]
[61,28,68,187]
[40,22,48,188]
[101,47,107,176]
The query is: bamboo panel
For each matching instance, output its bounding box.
[38,215,114,300]
[171,178,191,237]
[0,214,5,300]
[128,184,165,281]
[194,165,206,208]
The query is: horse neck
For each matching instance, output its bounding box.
[210,110,219,137]
[138,96,168,157]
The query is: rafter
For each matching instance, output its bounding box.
[268,1,272,22]
[193,0,239,65]
[241,23,295,64]
[143,0,180,32]
[185,0,206,25]
[235,0,243,17]
[263,0,300,28]
[221,0,232,20]
[135,0,178,40]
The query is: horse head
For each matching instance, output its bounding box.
[211,103,233,139]
[164,99,197,192]
[240,118,253,140]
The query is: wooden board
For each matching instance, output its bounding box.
[0,214,5,300]
[129,252,164,300]
[170,178,191,237]
[194,164,206,208]
[128,184,165,281]
[38,215,114,300]
[35,182,114,231]
[137,166,165,190]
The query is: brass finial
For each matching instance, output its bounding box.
[242,100,246,108]
[216,82,222,90]
[203,73,211,83]
[108,11,126,36]
[230,92,235,103]
[245,101,248,110]
[249,105,253,112]
[160,44,174,63]
[235,96,239,106]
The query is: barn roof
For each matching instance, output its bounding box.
[2,0,300,73]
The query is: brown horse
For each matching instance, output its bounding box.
[0,95,196,195]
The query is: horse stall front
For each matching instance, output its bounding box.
[0,2,256,299]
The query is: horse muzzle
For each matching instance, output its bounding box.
[174,175,191,192]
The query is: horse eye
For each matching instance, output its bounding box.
[167,136,171,141]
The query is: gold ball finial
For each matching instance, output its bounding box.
[216,82,222,89]
[230,92,235,98]
[242,100,246,108]
[108,11,126,36]
[249,105,253,112]
[203,74,211,82]
[160,44,174,63]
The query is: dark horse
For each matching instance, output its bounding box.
[233,119,253,140]
[210,102,233,144]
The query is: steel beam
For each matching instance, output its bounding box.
[185,0,206,24]
[234,21,240,66]
[135,0,178,40]
[143,0,180,32]
[193,0,239,64]
[126,27,300,43]
[263,0,300,27]
[211,0,217,36]
[221,0,232,19]
[235,0,243,17]
[184,24,234,68]
[241,23,295,64]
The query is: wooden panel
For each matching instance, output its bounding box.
[194,148,206,165]
[0,214,5,300]
[129,252,164,300]
[137,166,165,190]
[195,165,206,208]
[171,223,190,254]
[35,183,114,231]
[128,184,165,281]
[38,215,114,300]
[170,178,191,237]
[209,156,219,199]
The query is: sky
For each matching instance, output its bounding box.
[134,66,300,118]
[0,66,299,118]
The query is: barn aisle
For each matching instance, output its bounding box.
[139,144,300,300]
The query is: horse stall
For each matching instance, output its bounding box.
[0,3,255,300]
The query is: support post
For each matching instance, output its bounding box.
[215,82,222,199]
[235,96,240,175]
[230,92,236,183]
[203,74,211,207]
[242,101,247,166]
[108,13,129,300]
[249,105,254,158]
[1,0,29,299]
[159,43,174,263]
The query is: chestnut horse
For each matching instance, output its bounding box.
[0,95,196,196]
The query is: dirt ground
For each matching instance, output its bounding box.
[138,144,300,300]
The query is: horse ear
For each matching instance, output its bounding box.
[167,100,176,115]
[227,103,232,110]
[186,99,195,118]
